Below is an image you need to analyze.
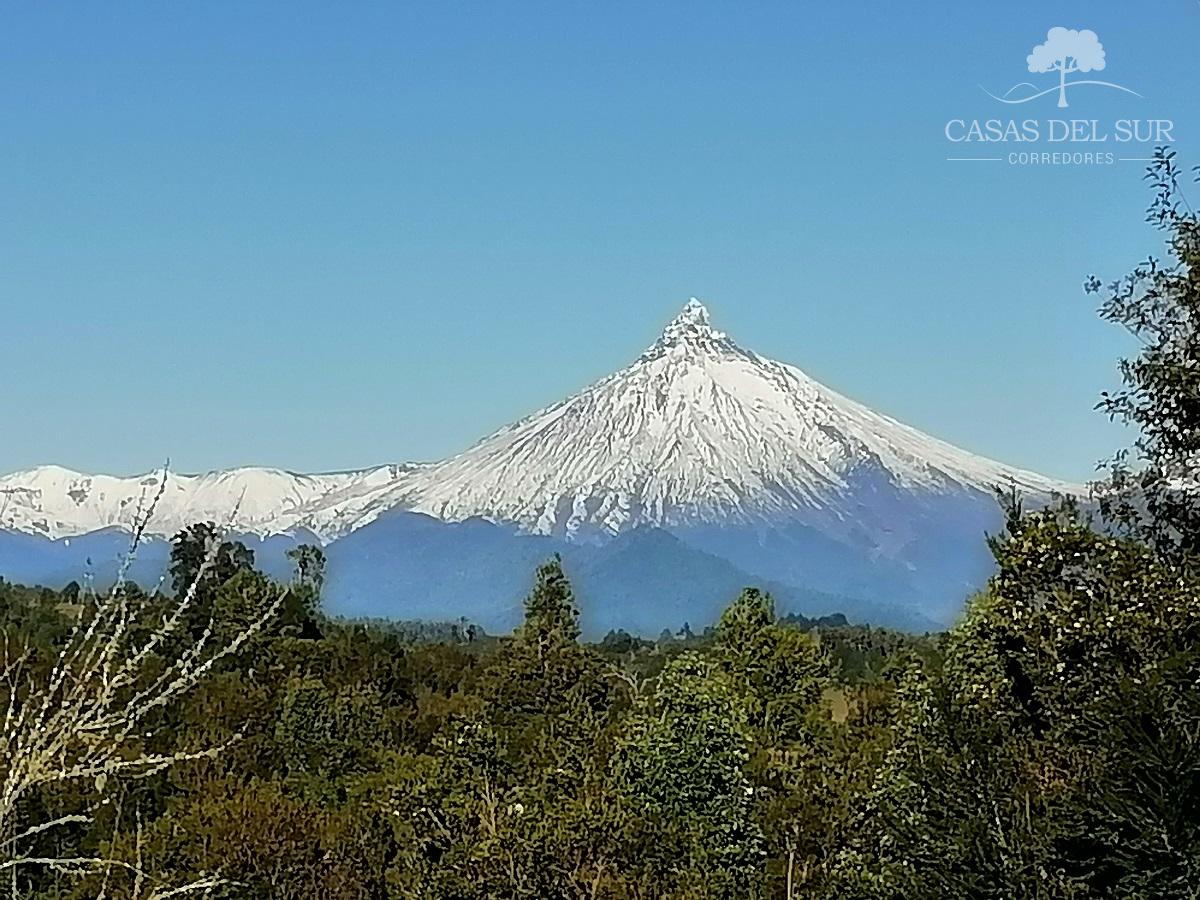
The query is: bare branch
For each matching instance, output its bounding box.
[0,468,280,892]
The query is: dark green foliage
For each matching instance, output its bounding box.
[2,556,875,899]
[614,651,766,898]
[286,543,326,595]
[834,509,1200,899]
[597,628,653,657]
[6,512,1200,898]
[1088,147,1200,565]
[169,522,256,597]
[520,554,581,645]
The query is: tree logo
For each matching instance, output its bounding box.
[984,27,1140,108]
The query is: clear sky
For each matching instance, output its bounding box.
[3,2,1197,482]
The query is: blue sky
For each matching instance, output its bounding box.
[3,2,1197,482]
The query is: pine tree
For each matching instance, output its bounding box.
[518,554,581,649]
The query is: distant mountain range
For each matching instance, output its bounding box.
[0,300,1077,634]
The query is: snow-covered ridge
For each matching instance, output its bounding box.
[0,463,417,540]
[0,300,1078,542]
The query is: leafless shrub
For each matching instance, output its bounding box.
[0,467,284,896]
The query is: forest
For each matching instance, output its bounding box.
[1,149,1198,899]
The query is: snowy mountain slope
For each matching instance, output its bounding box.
[0,464,408,540]
[280,300,1076,540]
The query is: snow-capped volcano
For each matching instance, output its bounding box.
[276,299,1071,540]
[0,300,1077,630]
[1,300,1072,542]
